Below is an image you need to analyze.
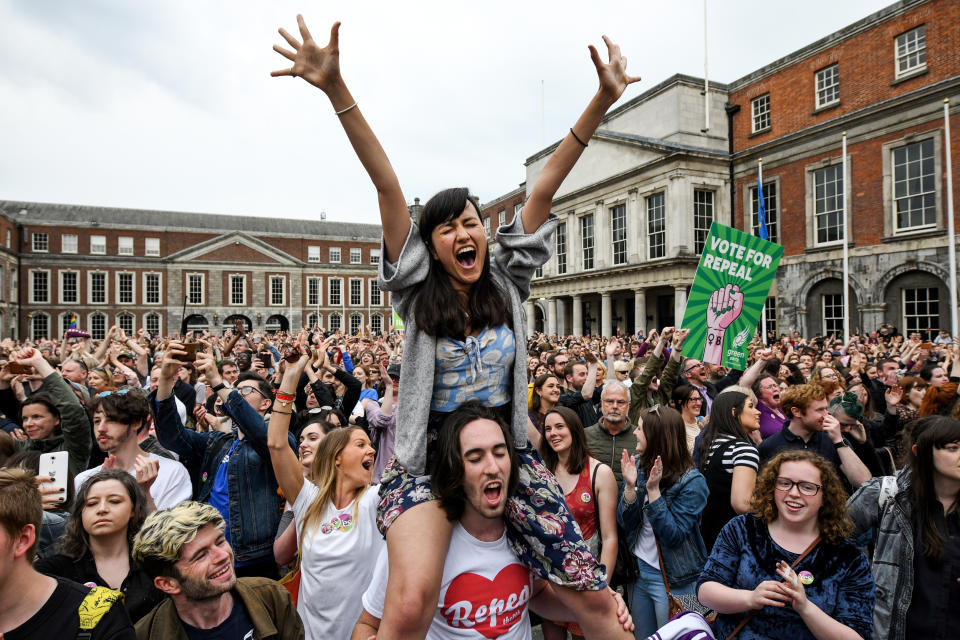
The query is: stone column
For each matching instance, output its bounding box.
[601,293,612,338]
[634,289,647,336]
[524,300,535,338]
[572,295,583,336]
[556,298,566,337]
[674,285,688,327]
[546,298,557,337]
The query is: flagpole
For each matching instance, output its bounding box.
[945,98,958,339]
[759,158,767,343]
[702,0,709,132]
[842,132,850,342]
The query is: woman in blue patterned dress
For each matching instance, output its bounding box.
[271,15,641,639]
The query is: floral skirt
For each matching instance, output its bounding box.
[377,449,607,591]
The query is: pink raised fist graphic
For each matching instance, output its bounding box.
[708,284,744,330]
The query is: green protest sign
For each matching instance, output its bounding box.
[680,222,783,370]
[392,307,404,331]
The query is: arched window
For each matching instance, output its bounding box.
[370,313,383,335]
[350,313,363,335]
[117,312,135,335]
[60,312,79,338]
[306,313,320,329]
[89,313,107,340]
[328,313,342,332]
[144,313,161,337]
[31,313,49,341]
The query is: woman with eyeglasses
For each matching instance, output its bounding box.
[698,450,875,640]
[671,384,703,454]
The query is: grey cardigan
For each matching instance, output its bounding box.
[379,213,557,476]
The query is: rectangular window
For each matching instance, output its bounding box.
[187,274,204,305]
[145,273,161,305]
[307,277,322,306]
[118,237,134,256]
[90,314,106,340]
[62,234,78,254]
[895,25,926,77]
[815,64,839,108]
[329,247,341,263]
[750,182,779,243]
[90,235,106,255]
[647,192,666,259]
[308,246,321,263]
[611,204,627,266]
[580,214,594,270]
[350,314,363,335]
[329,313,342,332]
[752,94,770,133]
[370,279,382,306]
[555,222,567,275]
[61,272,78,304]
[145,238,160,257]
[230,275,245,306]
[370,249,380,265]
[822,294,845,335]
[371,313,383,334]
[498,211,506,227]
[814,165,844,244]
[31,314,48,341]
[763,296,778,336]
[31,271,49,303]
[535,266,543,279]
[693,190,714,254]
[329,279,342,306]
[145,313,161,335]
[350,248,362,264]
[893,139,936,232]
[117,273,134,304]
[32,233,48,252]
[90,273,106,304]
[350,278,362,306]
[117,314,134,335]
[903,287,939,341]
[270,276,285,305]
[484,217,491,235]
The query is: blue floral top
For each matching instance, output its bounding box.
[697,515,874,640]
[431,324,515,411]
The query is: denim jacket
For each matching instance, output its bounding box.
[152,389,296,563]
[617,464,709,587]
[846,467,912,640]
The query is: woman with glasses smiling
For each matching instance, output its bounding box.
[698,450,875,640]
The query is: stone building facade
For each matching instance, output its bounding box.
[0,201,391,340]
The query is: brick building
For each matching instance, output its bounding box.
[0,201,391,340]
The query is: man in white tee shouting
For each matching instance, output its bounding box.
[354,401,633,639]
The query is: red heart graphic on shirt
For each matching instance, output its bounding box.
[441,564,531,638]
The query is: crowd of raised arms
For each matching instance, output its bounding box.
[2,14,959,640]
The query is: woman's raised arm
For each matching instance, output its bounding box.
[522,36,641,233]
[272,17,409,261]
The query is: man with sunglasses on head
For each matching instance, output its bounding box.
[149,343,296,579]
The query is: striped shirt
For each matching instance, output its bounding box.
[708,435,759,474]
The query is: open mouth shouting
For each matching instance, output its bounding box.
[456,246,477,269]
[483,480,503,508]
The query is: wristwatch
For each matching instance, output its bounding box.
[833,439,849,449]
[212,382,229,393]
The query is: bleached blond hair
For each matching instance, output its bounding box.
[133,501,224,579]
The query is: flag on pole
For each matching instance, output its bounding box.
[757,175,769,240]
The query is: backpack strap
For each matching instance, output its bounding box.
[77,586,124,640]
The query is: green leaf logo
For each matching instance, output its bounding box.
[732,326,751,349]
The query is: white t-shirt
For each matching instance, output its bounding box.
[293,480,384,640]
[74,453,192,510]
[363,523,533,639]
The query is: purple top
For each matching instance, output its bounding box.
[365,400,396,481]
[758,401,788,440]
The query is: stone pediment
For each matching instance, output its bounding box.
[168,232,300,266]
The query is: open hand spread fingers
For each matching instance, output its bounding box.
[296,14,314,43]
[278,27,301,50]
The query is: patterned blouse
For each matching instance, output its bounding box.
[431,324,515,411]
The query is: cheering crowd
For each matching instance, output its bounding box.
[1,13,959,640]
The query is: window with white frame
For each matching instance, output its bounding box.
[270,276,285,306]
[308,246,321,263]
[350,313,363,335]
[328,312,342,332]
[535,265,543,279]
[814,164,844,245]
[750,182,779,243]
[306,313,320,328]
[90,313,106,340]
[752,94,771,133]
[117,313,134,335]
[370,313,383,335]
[498,211,505,227]
[903,287,939,341]
[329,247,341,263]
[580,215,594,270]
[693,190,714,254]
[187,274,204,305]
[895,25,926,78]
[349,278,362,306]
[329,278,342,306]
[90,272,106,304]
[144,273,161,305]
[370,249,380,265]
[31,313,48,341]
[307,277,322,307]
[91,235,106,255]
[370,279,382,306]
[555,222,567,275]
[32,233,48,252]
[893,139,936,232]
[611,204,627,265]
[60,313,78,338]
[31,270,49,303]
[62,234,78,254]
[118,237,133,256]
[145,238,160,257]
[117,273,134,304]
[483,217,491,236]
[230,275,245,305]
[822,294,844,335]
[145,312,161,336]
[647,193,666,259]
[350,248,362,264]
[815,64,839,108]
[60,271,78,304]
[763,297,778,336]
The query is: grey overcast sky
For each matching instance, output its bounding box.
[1,0,893,225]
